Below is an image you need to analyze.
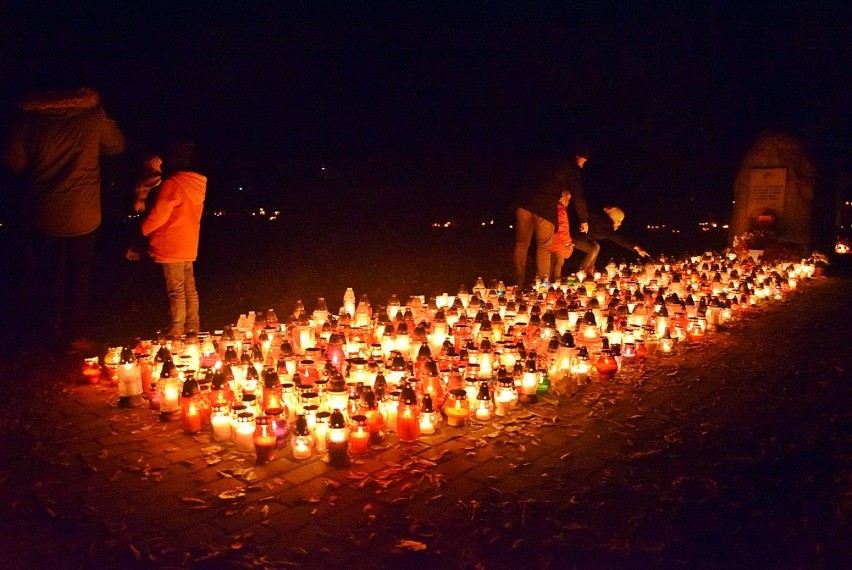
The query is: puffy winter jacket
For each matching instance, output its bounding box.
[142,171,207,263]
[3,88,125,236]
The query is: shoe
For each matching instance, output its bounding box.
[164,327,184,339]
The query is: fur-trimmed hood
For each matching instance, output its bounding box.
[20,88,101,113]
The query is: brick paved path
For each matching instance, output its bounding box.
[1,277,850,569]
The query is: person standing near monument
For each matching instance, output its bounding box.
[141,141,207,337]
[3,85,125,352]
[513,147,590,288]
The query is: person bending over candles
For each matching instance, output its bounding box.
[569,205,649,273]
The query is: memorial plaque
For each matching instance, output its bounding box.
[747,167,787,219]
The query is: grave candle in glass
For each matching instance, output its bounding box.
[104,346,122,385]
[326,409,350,466]
[117,347,144,408]
[313,410,330,454]
[266,407,289,449]
[383,390,400,433]
[493,371,518,417]
[595,349,619,382]
[180,373,203,433]
[158,374,181,421]
[396,383,421,442]
[253,415,277,464]
[419,393,440,434]
[211,403,232,441]
[443,389,470,427]
[359,387,385,443]
[234,412,256,452]
[261,367,283,411]
[474,381,493,421]
[80,356,101,384]
[348,414,371,455]
[291,413,313,460]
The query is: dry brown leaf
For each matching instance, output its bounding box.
[394,539,427,551]
[181,497,207,505]
[218,489,246,500]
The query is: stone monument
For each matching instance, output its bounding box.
[729,132,816,247]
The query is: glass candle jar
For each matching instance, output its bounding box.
[266,407,289,450]
[291,414,314,460]
[474,381,493,421]
[595,349,619,382]
[234,412,256,452]
[80,356,101,384]
[419,393,441,434]
[396,383,420,442]
[211,403,232,441]
[348,414,371,455]
[253,415,277,464]
[313,411,330,454]
[443,388,470,427]
[325,409,349,467]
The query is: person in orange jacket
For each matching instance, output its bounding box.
[549,193,576,281]
[142,141,206,337]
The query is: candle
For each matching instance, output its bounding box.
[397,406,420,441]
[474,403,491,421]
[291,413,314,460]
[419,412,436,434]
[162,385,180,412]
[234,413,256,452]
[78,358,101,387]
[349,420,370,455]
[211,408,232,441]
[183,401,203,433]
[291,436,313,460]
[445,406,468,427]
[384,391,400,432]
[313,411,330,453]
[253,416,277,464]
[443,388,470,427]
[325,409,349,466]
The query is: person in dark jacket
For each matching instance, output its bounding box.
[570,205,649,273]
[3,87,125,351]
[513,148,590,287]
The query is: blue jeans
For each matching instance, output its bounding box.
[571,237,601,272]
[513,207,554,287]
[161,261,199,334]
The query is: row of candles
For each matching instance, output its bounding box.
[82,252,821,466]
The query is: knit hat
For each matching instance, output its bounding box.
[162,141,194,172]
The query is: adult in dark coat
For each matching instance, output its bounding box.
[513,149,590,287]
[571,205,649,273]
[3,87,125,350]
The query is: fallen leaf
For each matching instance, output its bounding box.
[394,539,427,552]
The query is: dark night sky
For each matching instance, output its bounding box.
[2,1,851,225]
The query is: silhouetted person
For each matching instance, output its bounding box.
[3,86,125,351]
[570,205,649,273]
[141,141,206,337]
[513,147,590,287]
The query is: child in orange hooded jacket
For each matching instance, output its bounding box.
[141,141,206,337]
